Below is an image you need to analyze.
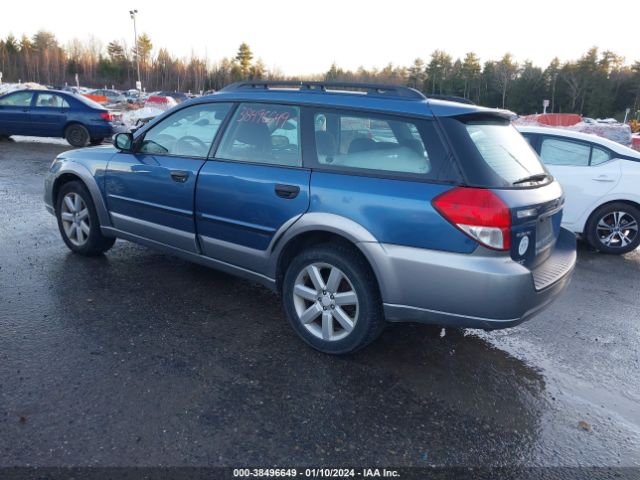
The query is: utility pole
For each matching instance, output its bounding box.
[129,9,141,91]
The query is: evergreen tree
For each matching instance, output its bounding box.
[325,62,342,81]
[407,58,426,90]
[235,42,253,78]
[107,41,126,63]
[494,53,518,109]
[461,52,481,101]
[510,61,545,113]
[134,34,153,65]
[426,50,452,94]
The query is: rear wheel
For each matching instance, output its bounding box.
[586,202,640,254]
[65,124,90,147]
[56,181,115,255]
[282,243,385,354]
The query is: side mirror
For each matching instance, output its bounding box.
[271,135,290,148]
[114,132,133,151]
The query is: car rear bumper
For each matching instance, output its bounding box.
[85,118,127,138]
[361,227,576,329]
[111,122,129,135]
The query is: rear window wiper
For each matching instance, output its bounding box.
[512,173,550,185]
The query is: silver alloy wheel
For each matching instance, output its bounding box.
[596,211,638,249]
[292,262,359,342]
[60,192,91,246]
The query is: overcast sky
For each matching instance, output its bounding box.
[1,0,638,75]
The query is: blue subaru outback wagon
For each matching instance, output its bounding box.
[44,81,576,354]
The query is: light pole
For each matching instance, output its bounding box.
[129,9,141,90]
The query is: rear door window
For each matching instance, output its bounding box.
[311,109,455,180]
[35,93,70,108]
[540,137,591,166]
[216,103,301,167]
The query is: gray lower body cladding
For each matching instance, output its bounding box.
[363,228,576,329]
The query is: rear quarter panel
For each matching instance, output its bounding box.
[68,109,113,138]
[309,172,476,253]
[569,159,640,233]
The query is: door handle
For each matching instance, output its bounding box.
[592,175,615,182]
[275,184,300,199]
[170,170,189,183]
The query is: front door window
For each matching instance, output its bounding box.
[139,103,232,158]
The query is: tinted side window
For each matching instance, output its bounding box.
[312,110,452,179]
[0,91,34,107]
[540,137,590,166]
[139,102,231,158]
[590,146,612,165]
[216,103,301,167]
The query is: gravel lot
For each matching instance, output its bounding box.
[1,138,638,471]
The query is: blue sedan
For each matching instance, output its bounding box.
[0,89,118,147]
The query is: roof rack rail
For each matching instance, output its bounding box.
[425,94,475,105]
[221,81,427,100]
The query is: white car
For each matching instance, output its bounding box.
[518,126,640,254]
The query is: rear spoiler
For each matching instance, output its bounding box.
[452,109,517,123]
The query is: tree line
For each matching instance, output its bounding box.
[1,31,639,119]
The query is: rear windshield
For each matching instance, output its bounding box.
[72,93,105,110]
[441,117,549,188]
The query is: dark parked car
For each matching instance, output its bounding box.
[0,89,117,147]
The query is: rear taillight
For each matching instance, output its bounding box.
[433,187,511,251]
[99,112,114,122]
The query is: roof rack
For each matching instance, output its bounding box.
[425,94,475,105]
[221,81,427,100]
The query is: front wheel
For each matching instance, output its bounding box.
[56,181,116,255]
[65,124,90,147]
[282,244,385,354]
[585,202,640,254]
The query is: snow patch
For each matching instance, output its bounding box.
[0,82,47,95]
[120,107,164,128]
[11,136,69,146]
[514,114,632,146]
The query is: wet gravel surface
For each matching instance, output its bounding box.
[0,139,639,468]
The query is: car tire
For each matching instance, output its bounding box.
[65,124,90,147]
[90,137,105,146]
[585,202,640,254]
[282,243,385,354]
[56,181,116,256]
